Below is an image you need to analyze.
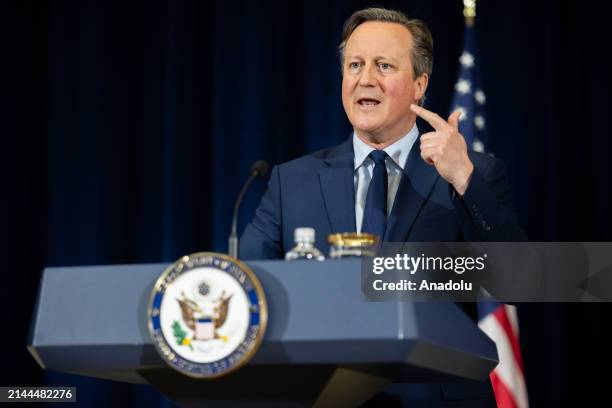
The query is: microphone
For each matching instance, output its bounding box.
[228,160,269,258]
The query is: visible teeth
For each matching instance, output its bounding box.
[360,100,379,106]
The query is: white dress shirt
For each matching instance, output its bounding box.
[353,124,420,233]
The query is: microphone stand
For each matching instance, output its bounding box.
[228,167,264,258]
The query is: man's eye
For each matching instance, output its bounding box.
[378,63,392,71]
[348,62,361,70]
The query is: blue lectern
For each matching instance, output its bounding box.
[28,259,497,407]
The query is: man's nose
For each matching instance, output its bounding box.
[358,63,378,87]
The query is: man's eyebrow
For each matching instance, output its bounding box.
[344,54,398,62]
[373,55,398,62]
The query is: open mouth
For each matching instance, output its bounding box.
[357,98,381,107]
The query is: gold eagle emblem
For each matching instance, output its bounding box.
[176,290,233,338]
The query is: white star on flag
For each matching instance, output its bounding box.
[474,115,486,130]
[455,79,472,95]
[453,106,468,121]
[459,51,474,68]
[472,139,485,152]
[475,89,486,104]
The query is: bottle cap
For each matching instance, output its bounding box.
[294,227,315,243]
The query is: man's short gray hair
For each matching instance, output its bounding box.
[338,7,434,81]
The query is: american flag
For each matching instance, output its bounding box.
[450,22,529,408]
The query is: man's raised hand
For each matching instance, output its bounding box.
[410,104,474,196]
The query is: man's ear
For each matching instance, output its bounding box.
[413,73,429,103]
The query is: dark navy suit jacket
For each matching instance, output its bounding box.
[239,136,526,407]
[241,137,526,260]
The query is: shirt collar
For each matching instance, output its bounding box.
[352,123,419,170]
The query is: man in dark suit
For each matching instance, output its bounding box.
[240,6,525,407]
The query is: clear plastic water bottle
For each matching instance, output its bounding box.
[284,228,325,261]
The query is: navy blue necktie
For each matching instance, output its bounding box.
[361,150,388,240]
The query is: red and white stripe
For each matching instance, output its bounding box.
[478,304,529,408]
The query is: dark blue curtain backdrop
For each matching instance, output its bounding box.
[4,0,612,406]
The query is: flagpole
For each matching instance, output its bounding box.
[463,0,476,27]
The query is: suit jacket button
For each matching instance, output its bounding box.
[481,221,491,231]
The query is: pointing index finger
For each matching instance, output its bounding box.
[410,104,448,131]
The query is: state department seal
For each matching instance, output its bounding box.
[148,252,267,378]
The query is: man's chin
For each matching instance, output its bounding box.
[353,126,388,144]
[353,127,378,138]
[351,119,382,135]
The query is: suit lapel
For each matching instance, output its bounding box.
[384,138,440,242]
[318,138,356,233]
